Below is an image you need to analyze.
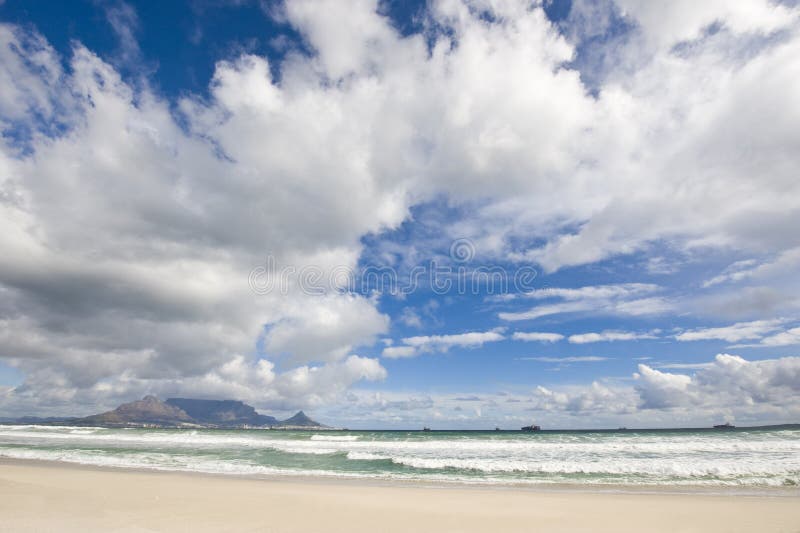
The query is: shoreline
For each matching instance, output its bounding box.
[1,459,799,532]
[3,422,799,431]
[3,456,799,497]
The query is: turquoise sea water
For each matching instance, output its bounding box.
[1,425,799,488]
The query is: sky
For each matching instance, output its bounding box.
[0,0,799,429]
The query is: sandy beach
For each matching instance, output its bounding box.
[0,459,798,532]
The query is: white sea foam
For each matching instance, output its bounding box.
[3,428,797,456]
[2,426,798,487]
[280,447,340,455]
[346,452,386,461]
[0,447,342,478]
[310,435,360,441]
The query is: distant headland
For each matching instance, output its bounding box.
[0,396,327,430]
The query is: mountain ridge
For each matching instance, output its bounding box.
[165,398,279,426]
[70,396,325,429]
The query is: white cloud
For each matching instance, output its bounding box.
[703,248,800,288]
[103,0,142,65]
[634,364,693,409]
[383,328,506,359]
[645,256,679,275]
[530,382,635,415]
[270,355,387,407]
[749,327,800,348]
[530,354,800,422]
[568,330,658,344]
[263,294,389,365]
[0,19,404,413]
[315,354,800,428]
[675,319,786,342]
[499,284,671,321]
[1,0,800,416]
[654,362,714,370]
[0,25,66,126]
[519,356,609,363]
[403,329,505,350]
[523,283,660,301]
[499,301,596,321]
[0,353,388,416]
[381,346,418,359]
[702,259,760,288]
[615,0,796,50]
[505,2,800,274]
[512,332,565,343]
[636,354,800,412]
[398,307,423,328]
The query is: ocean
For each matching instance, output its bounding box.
[1,425,798,489]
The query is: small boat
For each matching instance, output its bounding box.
[713,422,735,430]
[422,427,431,432]
[618,427,627,431]
[521,424,541,431]
[495,427,501,431]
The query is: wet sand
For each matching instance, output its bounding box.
[1,459,799,532]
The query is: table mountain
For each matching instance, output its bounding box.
[71,396,325,429]
[165,398,278,426]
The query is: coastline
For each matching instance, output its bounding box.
[2,456,799,497]
[2,458,799,532]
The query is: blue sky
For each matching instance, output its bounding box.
[0,0,799,428]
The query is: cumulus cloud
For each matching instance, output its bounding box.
[263,294,389,365]
[0,15,404,413]
[530,382,636,415]
[521,354,800,424]
[312,354,799,428]
[1,351,387,416]
[1,0,800,420]
[634,364,693,409]
[635,354,800,413]
[504,2,800,274]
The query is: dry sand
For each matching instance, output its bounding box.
[1,459,799,532]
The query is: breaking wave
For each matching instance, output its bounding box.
[2,425,799,488]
